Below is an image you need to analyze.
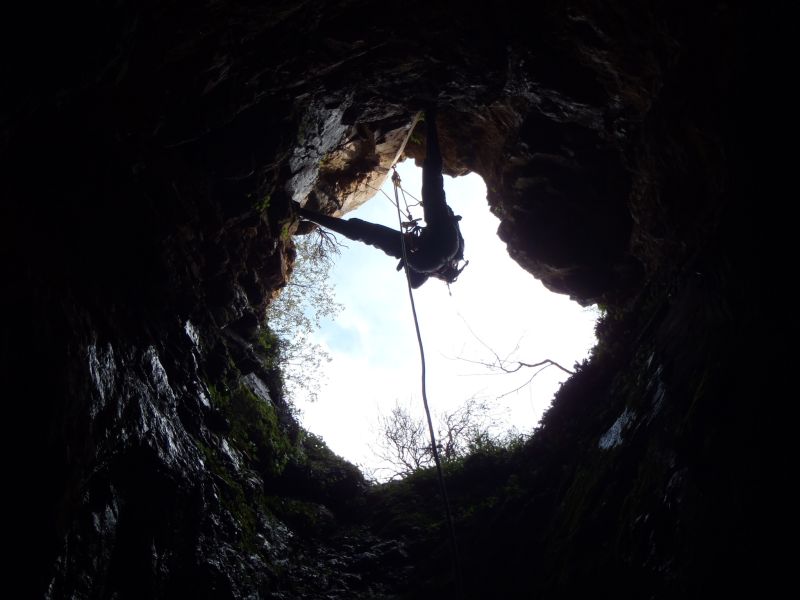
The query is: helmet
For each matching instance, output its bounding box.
[434,258,469,284]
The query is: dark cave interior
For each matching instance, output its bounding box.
[1,2,793,598]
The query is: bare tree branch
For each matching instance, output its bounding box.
[371,397,501,480]
[451,315,575,400]
[496,364,551,400]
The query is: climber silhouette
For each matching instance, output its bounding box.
[296,108,466,289]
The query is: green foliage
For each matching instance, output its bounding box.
[267,429,367,528]
[201,370,364,549]
[196,440,262,551]
[253,193,271,213]
[295,430,348,473]
[590,304,625,361]
[254,327,281,369]
[367,429,532,542]
[280,430,367,518]
[263,495,334,537]
[208,382,293,478]
[266,230,343,402]
[366,468,443,535]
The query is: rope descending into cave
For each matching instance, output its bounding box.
[391,166,464,598]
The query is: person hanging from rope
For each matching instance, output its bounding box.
[295,108,467,289]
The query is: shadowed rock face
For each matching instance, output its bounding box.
[1,1,788,598]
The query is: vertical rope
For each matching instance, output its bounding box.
[392,167,464,598]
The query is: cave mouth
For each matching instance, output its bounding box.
[286,162,599,477]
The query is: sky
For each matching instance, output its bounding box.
[293,162,599,476]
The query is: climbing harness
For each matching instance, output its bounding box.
[391,166,464,599]
[395,182,423,236]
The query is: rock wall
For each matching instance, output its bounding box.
[1,1,789,598]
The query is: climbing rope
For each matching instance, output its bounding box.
[391,166,464,598]
[365,181,412,221]
[398,184,422,206]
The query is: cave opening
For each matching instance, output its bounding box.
[286,162,599,478]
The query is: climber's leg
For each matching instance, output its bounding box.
[421,108,449,228]
[298,207,403,260]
